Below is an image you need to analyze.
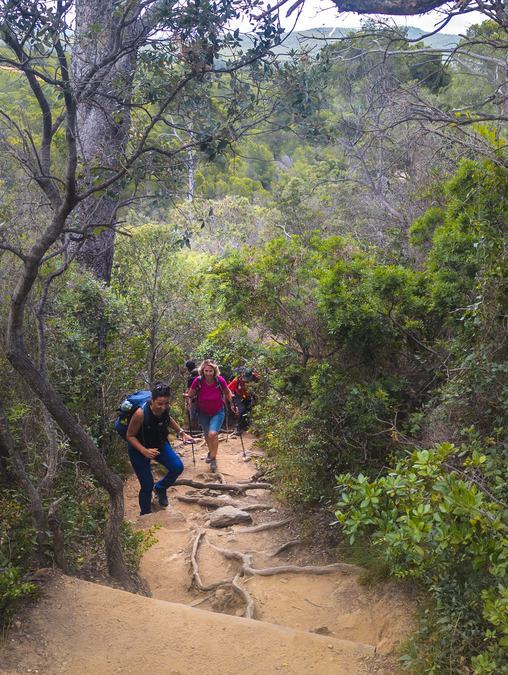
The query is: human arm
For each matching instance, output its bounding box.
[126,408,160,458]
[223,377,238,414]
[228,377,238,394]
[184,378,198,410]
[168,416,193,443]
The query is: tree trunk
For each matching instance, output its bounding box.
[72,0,138,282]
[6,348,134,588]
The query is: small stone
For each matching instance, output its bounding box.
[311,626,332,636]
[327,644,333,649]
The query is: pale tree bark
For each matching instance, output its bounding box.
[71,0,139,282]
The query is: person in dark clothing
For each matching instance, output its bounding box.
[184,360,200,433]
[127,382,192,515]
[185,359,200,388]
[228,367,260,435]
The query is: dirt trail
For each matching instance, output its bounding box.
[1,433,414,674]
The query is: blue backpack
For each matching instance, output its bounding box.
[114,390,152,440]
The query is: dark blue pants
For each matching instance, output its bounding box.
[128,441,184,515]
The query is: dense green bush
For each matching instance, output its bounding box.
[335,443,508,673]
[0,494,38,626]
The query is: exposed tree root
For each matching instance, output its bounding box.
[189,593,214,607]
[249,469,268,482]
[235,518,291,533]
[190,529,234,592]
[177,494,273,511]
[210,544,363,577]
[175,478,272,493]
[270,540,302,557]
[189,529,256,618]
[231,574,255,619]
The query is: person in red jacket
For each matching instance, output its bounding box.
[228,367,260,436]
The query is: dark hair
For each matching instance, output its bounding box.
[185,359,196,371]
[151,381,171,399]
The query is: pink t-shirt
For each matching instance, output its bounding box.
[191,376,228,416]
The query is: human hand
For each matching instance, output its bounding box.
[143,447,160,459]
[181,432,194,443]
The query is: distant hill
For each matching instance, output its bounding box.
[267,25,459,55]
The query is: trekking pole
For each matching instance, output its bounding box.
[184,396,196,465]
[186,404,193,436]
[239,431,246,460]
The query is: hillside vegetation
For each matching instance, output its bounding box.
[0,5,506,673]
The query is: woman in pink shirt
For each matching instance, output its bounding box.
[187,359,237,472]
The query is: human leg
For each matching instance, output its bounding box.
[128,445,154,515]
[154,441,184,491]
[235,398,251,433]
[239,398,253,432]
[205,409,225,471]
[197,413,212,462]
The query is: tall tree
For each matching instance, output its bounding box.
[0,0,282,586]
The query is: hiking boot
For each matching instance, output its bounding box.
[205,452,212,463]
[154,487,168,507]
[210,459,217,473]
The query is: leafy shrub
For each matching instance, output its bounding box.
[0,565,38,626]
[0,493,38,626]
[335,442,508,672]
[121,522,158,573]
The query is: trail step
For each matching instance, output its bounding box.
[1,574,376,674]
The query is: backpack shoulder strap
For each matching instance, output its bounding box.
[214,376,228,400]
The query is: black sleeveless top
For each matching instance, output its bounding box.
[136,402,170,449]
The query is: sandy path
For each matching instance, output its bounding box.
[128,433,414,657]
[0,433,414,674]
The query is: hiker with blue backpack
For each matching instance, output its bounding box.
[186,359,237,473]
[119,382,192,515]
